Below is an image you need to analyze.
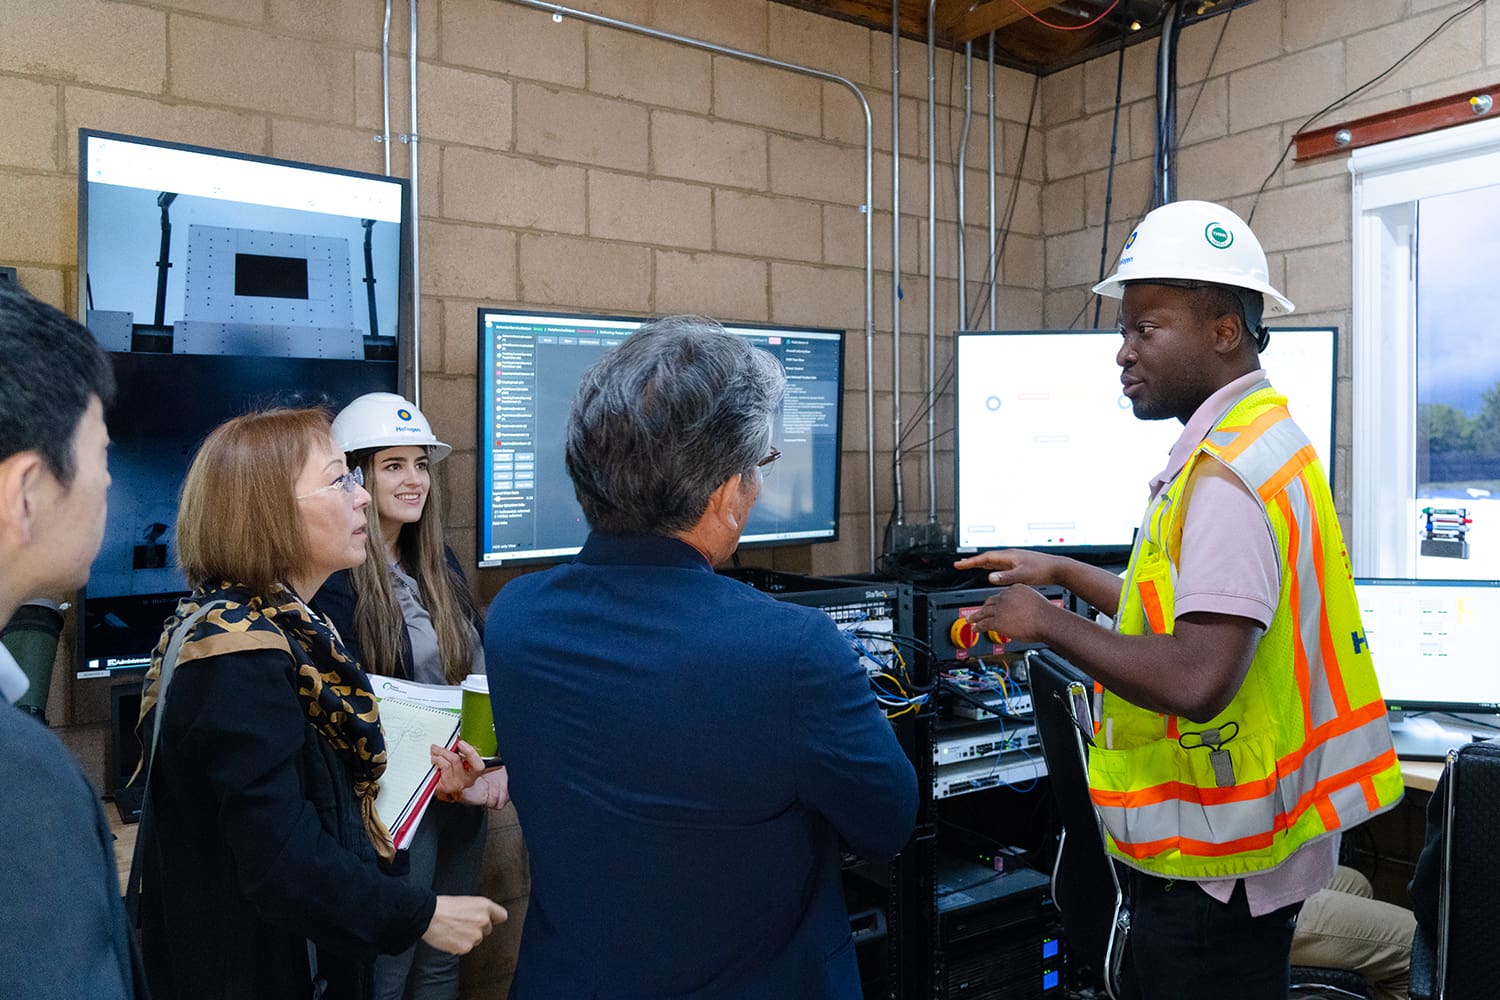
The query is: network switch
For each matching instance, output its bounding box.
[933,752,1048,799]
[932,725,1040,766]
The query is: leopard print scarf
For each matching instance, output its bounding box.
[139,582,395,861]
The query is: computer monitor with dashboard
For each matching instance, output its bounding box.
[953,327,1337,555]
[476,309,845,567]
[1355,577,1500,759]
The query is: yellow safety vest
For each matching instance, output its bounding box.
[1088,382,1403,880]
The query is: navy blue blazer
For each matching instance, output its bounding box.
[0,695,144,999]
[487,533,918,1000]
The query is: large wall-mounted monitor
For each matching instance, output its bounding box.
[477,309,845,567]
[954,327,1337,554]
[77,129,410,677]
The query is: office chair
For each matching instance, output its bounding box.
[1029,649,1369,1000]
[1029,650,1130,998]
[1408,740,1500,1000]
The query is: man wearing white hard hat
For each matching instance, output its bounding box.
[958,201,1402,999]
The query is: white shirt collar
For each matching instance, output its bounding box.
[0,643,29,705]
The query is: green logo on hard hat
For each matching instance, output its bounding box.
[1204,222,1234,249]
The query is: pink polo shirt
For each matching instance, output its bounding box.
[1147,370,1335,915]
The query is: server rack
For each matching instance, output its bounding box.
[726,569,1087,998]
[915,585,1071,1000]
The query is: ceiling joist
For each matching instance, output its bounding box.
[935,0,1068,44]
[771,0,1180,75]
[777,0,1092,44]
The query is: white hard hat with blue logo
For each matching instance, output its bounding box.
[332,392,452,462]
[1092,200,1295,316]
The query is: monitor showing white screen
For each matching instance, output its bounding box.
[77,130,408,677]
[954,327,1336,553]
[477,309,844,567]
[1355,578,1500,713]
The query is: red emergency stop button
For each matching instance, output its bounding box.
[950,618,979,649]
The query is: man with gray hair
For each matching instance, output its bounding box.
[486,315,917,1000]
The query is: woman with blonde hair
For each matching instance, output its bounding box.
[135,407,504,1000]
[315,393,504,1000]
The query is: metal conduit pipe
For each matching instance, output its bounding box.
[890,0,905,531]
[379,0,421,399]
[942,41,971,521]
[504,0,880,568]
[1155,0,1181,207]
[925,0,937,524]
[956,42,971,318]
[986,32,996,330]
[381,1,393,176]
[408,0,422,406]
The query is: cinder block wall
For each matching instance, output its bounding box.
[0,0,1046,603]
[2,2,1039,995]
[8,0,1497,992]
[1041,0,1500,525]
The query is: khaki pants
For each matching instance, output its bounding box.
[1290,865,1416,1000]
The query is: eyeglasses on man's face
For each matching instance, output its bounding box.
[296,465,365,501]
[757,448,781,469]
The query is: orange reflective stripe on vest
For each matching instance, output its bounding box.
[1090,382,1402,881]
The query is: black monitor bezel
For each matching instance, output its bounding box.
[474,306,846,568]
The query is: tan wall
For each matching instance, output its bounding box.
[1041,0,1500,520]
[3,2,1039,995]
[0,0,1044,614]
[9,0,1497,992]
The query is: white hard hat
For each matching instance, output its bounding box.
[331,392,452,462]
[1092,200,1295,316]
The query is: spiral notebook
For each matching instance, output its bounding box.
[374,696,462,851]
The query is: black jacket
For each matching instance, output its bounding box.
[139,646,434,1000]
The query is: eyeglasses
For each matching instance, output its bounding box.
[757,448,781,469]
[295,465,364,501]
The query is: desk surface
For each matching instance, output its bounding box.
[1400,757,1443,794]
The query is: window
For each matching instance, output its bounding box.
[1351,116,1500,579]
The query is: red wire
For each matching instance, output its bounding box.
[1005,0,1123,31]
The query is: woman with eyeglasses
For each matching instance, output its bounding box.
[314,393,504,1000]
[134,408,505,1000]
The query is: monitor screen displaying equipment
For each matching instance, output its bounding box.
[477,309,845,567]
[77,129,409,677]
[954,327,1337,553]
[1355,578,1500,713]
